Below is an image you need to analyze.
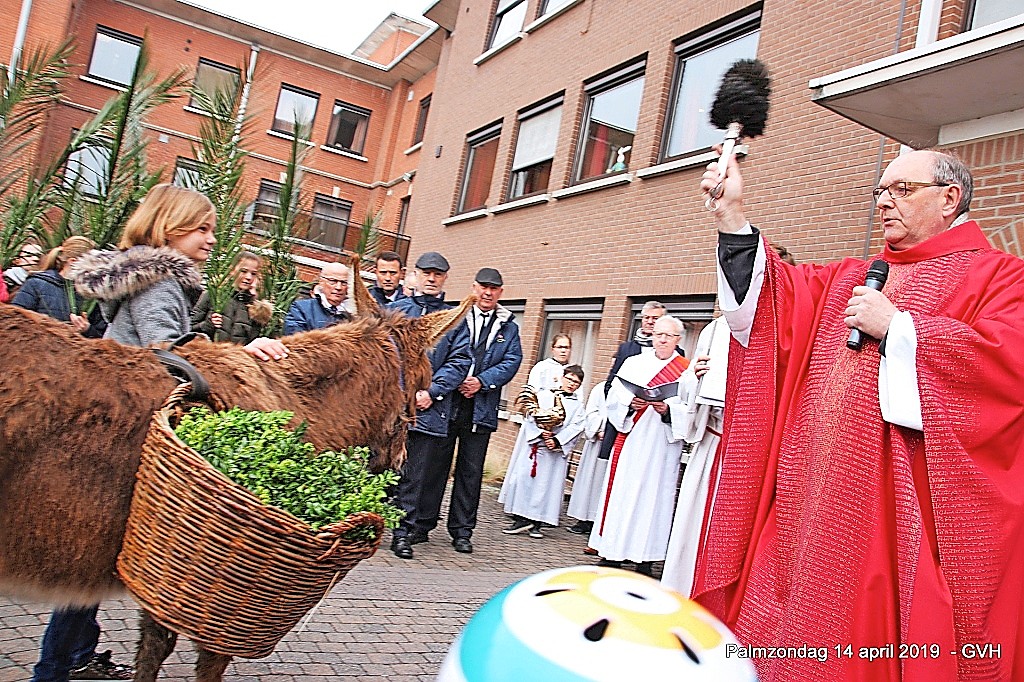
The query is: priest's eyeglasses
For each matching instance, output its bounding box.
[872,181,949,202]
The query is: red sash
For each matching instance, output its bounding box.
[597,354,688,535]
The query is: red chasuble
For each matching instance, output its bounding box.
[693,222,1024,681]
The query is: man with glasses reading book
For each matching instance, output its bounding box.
[588,315,689,576]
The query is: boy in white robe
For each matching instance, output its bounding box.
[499,366,586,538]
[565,381,608,534]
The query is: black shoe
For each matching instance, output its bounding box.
[69,650,134,680]
[408,531,429,545]
[566,521,592,535]
[502,518,534,534]
[636,561,655,576]
[596,558,623,569]
[452,537,473,553]
[390,536,413,559]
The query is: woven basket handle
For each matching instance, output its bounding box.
[160,382,196,411]
[315,512,386,561]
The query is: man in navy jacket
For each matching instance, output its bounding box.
[425,268,522,553]
[387,252,472,559]
[282,262,352,335]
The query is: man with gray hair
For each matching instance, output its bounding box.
[696,148,1024,679]
[282,261,352,335]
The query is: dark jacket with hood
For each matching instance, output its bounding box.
[72,246,202,348]
[11,268,106,338]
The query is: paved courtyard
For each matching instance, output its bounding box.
[1,485,657,681]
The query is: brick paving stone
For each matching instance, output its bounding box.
[0,484,625,680]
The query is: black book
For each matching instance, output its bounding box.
[617,376,678,402]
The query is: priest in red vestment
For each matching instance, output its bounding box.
[694,149,1024,681]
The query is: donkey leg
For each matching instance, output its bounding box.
[134,611,176,682]
[194,646,232,682]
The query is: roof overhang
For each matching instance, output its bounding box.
[118,0,443,88]
[809,14,1024,148]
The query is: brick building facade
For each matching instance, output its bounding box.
[0,0,442,277]
[411,0,1024,467]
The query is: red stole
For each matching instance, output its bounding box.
[598,353,688,535]
[693,222,1024,680]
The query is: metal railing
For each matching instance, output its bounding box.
[246,202,410,263]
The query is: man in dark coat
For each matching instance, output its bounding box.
[367,251,407,307]
[423,268,522,553]
[386,252,472,559]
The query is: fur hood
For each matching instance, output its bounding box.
[71,245,202,302]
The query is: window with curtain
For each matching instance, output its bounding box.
[272,84,319,137]
[489,0,528,49]
[574,61,646,183]
[172,157,201,188]
[309,194,353,250]
[87,26,142,87]
[65,136,109,197]
[508,97,562,199]
[662,10,760,161]
[456,122,502,214]
[189,58,240,109]
[326,101,371,155]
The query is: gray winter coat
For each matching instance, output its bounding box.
[71,246,202,348]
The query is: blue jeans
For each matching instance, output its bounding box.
[31,605,100,682]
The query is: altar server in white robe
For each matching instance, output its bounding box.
[565,381,608,534]
[500,365,586,537]
[590,316,689,574]
[662,315,729,596]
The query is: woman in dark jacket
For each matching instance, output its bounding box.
[190,251,272,344]
[12,236,106,338]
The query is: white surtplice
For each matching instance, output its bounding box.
[566,382,608,523]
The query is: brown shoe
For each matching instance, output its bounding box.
[583,546,598,556]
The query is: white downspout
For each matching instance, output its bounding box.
[9,0,34,76]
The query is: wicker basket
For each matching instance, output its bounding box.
[116,385,385,658]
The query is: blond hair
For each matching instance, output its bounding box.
[119,184,215,250]
[39,235,96,272]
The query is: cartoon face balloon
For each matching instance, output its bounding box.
[437,566,758,681]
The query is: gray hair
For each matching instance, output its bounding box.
[654,315,684,335]
[930,151,973,218]
[641,300,666,314]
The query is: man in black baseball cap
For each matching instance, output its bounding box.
[422,267,522,554]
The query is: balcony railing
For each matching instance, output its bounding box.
[246,201,411,264]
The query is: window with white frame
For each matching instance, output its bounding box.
[326,101,371,155]
[574,60,646,183]
[626,296,716,359]
[272,84,319,138]
[662,10,760,161]
[489,0,528,49]
[540,300,604,396]
[508,96,562,200]
[456,122,502,214]
[87,26,142,87]
[967,0,1024,29]
[65,139,109,197]
[189,58,240,109]
[172,157,201,188]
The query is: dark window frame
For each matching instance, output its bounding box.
[456,121,503,214]
[412,94,431,146]
[507,94,563,200]
[188,57,241,109]
[271,83,320,138]
[172,157,201,188]
[488,0,528,50]
[86,25,143,87]
[572,59,647,185]
[660,8,762,163]
[325,100,372,155]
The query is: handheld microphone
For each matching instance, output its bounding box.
[847,260,890,351]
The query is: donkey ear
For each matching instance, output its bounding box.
[348,255,382,318]
[413,295,476,348]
